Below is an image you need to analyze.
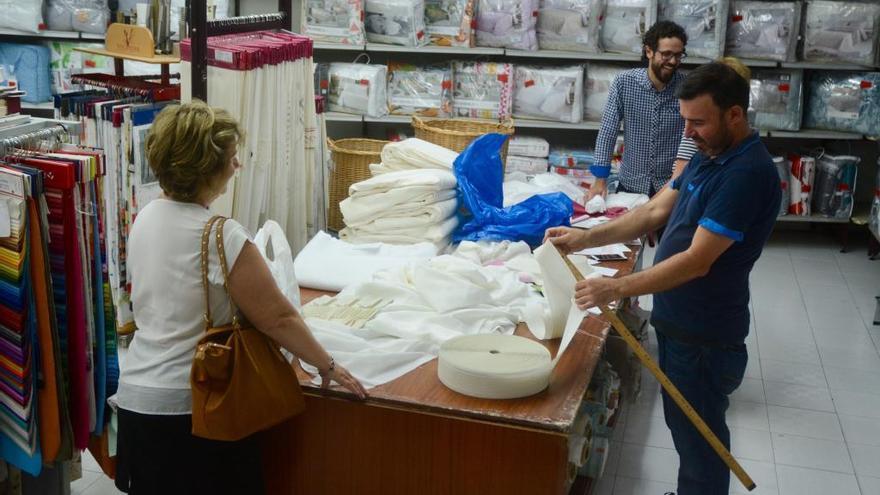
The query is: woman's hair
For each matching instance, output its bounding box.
[145,100,244,202]
[717,56,752,81]
[676,62,750,113]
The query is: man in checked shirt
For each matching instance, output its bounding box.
[588,20,689,201]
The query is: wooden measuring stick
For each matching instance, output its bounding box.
[558,248,756,491]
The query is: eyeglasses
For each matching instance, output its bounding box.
[658,51,687,62]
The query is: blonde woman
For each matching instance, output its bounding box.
[113,100,366,494]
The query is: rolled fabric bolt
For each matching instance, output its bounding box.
[438,334,553,399]
[568,435,587,466]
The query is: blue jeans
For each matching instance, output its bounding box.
[656,331,748,495]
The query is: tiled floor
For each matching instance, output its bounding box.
[593,230,880,495]
[71,230,880,495]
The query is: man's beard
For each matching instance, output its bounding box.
[650,59,677,83]
[694,124,733,157]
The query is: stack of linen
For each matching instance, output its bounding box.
[339,168,459,248]
[369,138,459,175]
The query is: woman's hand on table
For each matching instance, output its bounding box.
[321,364,368,400]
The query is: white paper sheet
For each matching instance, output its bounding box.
[574,244,631,256]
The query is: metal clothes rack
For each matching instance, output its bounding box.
[187,1,293,101]
[0,118,83,155]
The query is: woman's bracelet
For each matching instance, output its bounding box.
[320,356,335,377]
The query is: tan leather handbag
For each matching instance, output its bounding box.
[191,216,304,441]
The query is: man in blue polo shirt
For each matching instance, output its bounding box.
[546,62,780,495]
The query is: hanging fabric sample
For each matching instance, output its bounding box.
[583,63,621,122]
[426,0,476,47]
[725,1,800,62]
[804,71,880,137]
[453,61,515,120]
[601,0,657,55]
[0,44,52,104]
[513,65,584,123]
[328,63,389,117]
[476,0,540,50]
[812,154,860,218]
[788,154,815,216]
[802,0,880,67]
[749,69,803,131]
[365,0,430,47]
[387,62,454,118]
[658,0,728,60]
[537,0,604,52]
[181,32,322,253]
[302,0,366,45]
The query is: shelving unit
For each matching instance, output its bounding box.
[0,27,106,42]
[776,214,850,224]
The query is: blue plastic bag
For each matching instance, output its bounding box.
[453,133,573,247]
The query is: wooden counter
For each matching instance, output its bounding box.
[262,246,642,495]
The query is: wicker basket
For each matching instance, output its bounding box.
[411,116,515,165]
[327,138,388,232]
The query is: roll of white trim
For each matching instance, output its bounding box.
[438,334,553,399]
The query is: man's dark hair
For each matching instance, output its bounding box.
[642,20,688,61]
[676,62,750,113]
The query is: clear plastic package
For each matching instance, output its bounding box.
[453,61,515,120]
[508,135,550,157]
[725,1,800,62]
[583,63,621,122]
[658,0,728,60]
[387,62,453,117]
[812,153,859,218]
[788,154,815,216]
[476,0,540,50]
[513,65,584,123]
[365,0,429,47]
[870,158,880,236]
[506,155,550,174]
[0,0,43,33]
[537,0,604,52]
[749,69,803,131]
[327,63,389,117]
[425,0,476,47]
[804,71,880,137]
[772,156,789,216]
[601,0,657,55]
[802,0,880,67]
[302,0,366,45]
[47,0,110,34]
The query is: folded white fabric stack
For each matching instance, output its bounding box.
[339,169,460,248]
[370,138,459,175]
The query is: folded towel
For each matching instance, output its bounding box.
[372,138,459,175]
[340,216,459,246]
[341,188,458,225]
[344,197,459,230]
[349,169,457,197]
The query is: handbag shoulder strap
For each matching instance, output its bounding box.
[213,217,242,328]
[200,215,225,330]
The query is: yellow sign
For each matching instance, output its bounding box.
[105,23,156,59]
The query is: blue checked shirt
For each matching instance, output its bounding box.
[591,68,686,195]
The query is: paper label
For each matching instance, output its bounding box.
[0,200,9,238]
[213,50,233,64]
[391,96,442,107]
[455,99,500,110]
[826,86,861,120]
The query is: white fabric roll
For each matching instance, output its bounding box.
[349,169,457,197]
[340,188,457,225]
[438,334,554,399]
[373,138,459,175]
[568,434,589,466]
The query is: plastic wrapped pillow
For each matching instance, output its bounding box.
[601,0,657,55]
[453,61,515,120]
[426,0,475,47]
[658,0,728,60]
[812,154,859,218]
[72,1,110,34]
[476,0,540,50]
[772,156,789,217]
[537,0,604,52]
[327,63,389,117]
[303,0,366,45]
[583,63,621,122]
[387,62,454,117]
[365,0,429,47]
[725,1,800,62]
[0,0,43,33]
[513,65,584,123]
[804,71,880,137]
[802,0,880,67]
[749,69,803,131]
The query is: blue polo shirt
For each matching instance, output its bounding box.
[651,131,780,345]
